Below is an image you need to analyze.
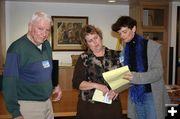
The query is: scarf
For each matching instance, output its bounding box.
[124,34,148,104]
[80,47,121,101]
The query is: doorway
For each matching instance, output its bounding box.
[176,6,180,84]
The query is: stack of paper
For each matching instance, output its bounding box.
[92,65,130,104]
[92,89,112,104]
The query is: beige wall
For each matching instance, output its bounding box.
[5,1,129,65]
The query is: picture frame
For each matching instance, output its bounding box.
[51,16,88,51]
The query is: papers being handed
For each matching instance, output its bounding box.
[92,65,130,104]
[103,65,130,93]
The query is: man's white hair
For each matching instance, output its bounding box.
[30,11,53,26]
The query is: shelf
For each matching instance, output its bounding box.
[129,0,169,84]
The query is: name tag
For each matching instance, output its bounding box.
[119,51,124,65]
[42,60,50,68]
[119,55,124,64]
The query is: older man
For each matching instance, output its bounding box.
[3,11,62,119]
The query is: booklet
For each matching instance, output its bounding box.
[92,89,112,104]
[92,65,130,104]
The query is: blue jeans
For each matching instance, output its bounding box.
[134,92,157,119]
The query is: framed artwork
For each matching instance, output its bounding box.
[51,16,88,51]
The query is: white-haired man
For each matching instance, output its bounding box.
[3,11,62,119]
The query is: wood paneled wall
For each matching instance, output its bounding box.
[0,0,5,74]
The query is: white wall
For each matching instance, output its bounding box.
[5,1,129,65]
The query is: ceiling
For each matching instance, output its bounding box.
[5,0,129,5]
[5,0,180,5]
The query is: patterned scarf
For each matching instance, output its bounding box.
[124,34,148,104]
[80,47,121,101]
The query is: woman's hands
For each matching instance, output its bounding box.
[123,71,133,81]
[95,83,118,100]
[95,83,109,95]
[79,81,119,100]
[107,90,118,100]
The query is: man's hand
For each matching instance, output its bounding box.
[52,85,62,101]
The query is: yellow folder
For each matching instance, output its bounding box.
[92,65,130,104]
